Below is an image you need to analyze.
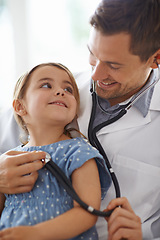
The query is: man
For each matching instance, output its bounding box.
[0,0,160,239]
[77,0,160,239]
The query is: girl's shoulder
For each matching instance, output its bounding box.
[69,137,94,148]
[67,137,101,155]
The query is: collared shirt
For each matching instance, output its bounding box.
[93,69,157,128]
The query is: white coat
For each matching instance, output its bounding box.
[0,108,21,154]
[77,69,160,240]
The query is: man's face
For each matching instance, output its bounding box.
[88,28,153,106]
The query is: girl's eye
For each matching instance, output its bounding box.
[41,83,52,88]
[64,86,73,94]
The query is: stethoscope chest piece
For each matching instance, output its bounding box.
[43,152,51,164]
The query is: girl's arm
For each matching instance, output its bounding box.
[36,158,101,239]
[0,158,101,240]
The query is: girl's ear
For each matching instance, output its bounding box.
[13,99,27,116]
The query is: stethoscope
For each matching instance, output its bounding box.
[43,64,160,218]
[88,65,160,200]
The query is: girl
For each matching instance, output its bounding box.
[0,63,111,240]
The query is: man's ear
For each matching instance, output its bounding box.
[13,99,27,116]
[150,49,160,69]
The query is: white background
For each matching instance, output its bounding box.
[0,0,100,112]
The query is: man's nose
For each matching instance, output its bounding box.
[91,61,109,81]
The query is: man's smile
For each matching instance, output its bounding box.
[97,80,118,89]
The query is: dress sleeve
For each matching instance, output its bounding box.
[61,138,111,200]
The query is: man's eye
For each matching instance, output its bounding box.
[89,53,97,67]
[64,86,73,94]
[109,64,120,70]
[41,83,52,88]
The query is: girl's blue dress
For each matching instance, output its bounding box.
[0,137,111,239]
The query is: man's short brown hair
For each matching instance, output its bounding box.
[90,0,160,62]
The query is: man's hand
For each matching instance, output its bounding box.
[0,150,45,194]
[105,197,142,240]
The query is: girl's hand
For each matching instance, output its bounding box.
[0,226,42,240]
[105,197,142,240]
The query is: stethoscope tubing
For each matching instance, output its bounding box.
[88,90,124,199]
[44,158,113,217]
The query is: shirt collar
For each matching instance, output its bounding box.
[129,69,157,117]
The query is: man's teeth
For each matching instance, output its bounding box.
[102,82,114,85]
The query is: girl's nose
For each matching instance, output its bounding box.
[55,88,64,96]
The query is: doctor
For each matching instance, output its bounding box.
[77,0,160,239]
[0,0,160,239]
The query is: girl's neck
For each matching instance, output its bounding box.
[26,127,70,147]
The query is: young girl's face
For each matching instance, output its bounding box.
[21,66,77,130]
